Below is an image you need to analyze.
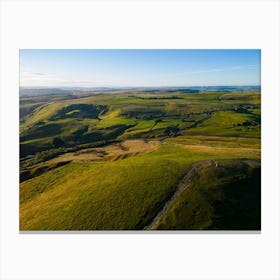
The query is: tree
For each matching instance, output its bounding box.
[52,137,64,148]
[164,126,180,136]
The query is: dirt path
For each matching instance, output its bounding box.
[143,160,217,230]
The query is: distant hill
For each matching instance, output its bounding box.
[184,85,261,92]
[20,88,76,96]
[19,85,261,96]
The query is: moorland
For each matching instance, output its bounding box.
[20,88,261,230]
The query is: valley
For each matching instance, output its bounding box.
[20,89,261,230]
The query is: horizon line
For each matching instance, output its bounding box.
[20,85,261,89]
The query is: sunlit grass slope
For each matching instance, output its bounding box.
[187,111,260,138]
[20,91,261,158]
[20,90,261,230]
[20,143,260,230]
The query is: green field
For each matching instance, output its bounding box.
[20,89,261,230]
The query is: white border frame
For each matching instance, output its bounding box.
[1,1,280,279]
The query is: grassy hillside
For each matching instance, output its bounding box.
[20,143,260,230]
[20,90,261,230]
[152,159,261,230]
[20,91,260,157]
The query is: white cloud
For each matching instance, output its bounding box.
[173,64,260,76]
[20,63,260,87]
[20,71,110,87]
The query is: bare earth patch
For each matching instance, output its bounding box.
[48,139,160,164]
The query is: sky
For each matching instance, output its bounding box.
[20,49,261,88]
